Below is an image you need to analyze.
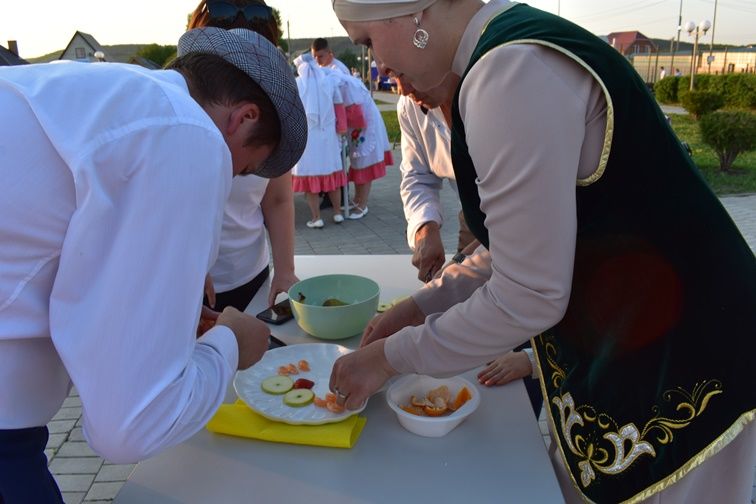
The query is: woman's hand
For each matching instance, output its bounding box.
[204,273,216,309]
[197,305,219,337]
[477,351,532,386]
[360,297,425,347]
[329,339,398,410]
[268,271,299,307]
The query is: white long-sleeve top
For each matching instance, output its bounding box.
[397,95,458,249]
[384,0,608,376]
[0,62,237,463]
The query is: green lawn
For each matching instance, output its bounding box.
[380,110,756,195]
[668,114,756,195]
[381,110,401,147]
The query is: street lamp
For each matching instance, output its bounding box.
[686,19,711,91]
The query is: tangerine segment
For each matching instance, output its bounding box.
[298,359,310,372]
[400,404,427,416]
[423,404,448,417]
[326,401,345,413]
[450,386,472,411]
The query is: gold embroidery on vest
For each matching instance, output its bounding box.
[546,347,723,489]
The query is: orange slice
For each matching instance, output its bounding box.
[423,404,448,417]
[427,385,451,404]
[410,395,432,408]
[400,404,427,416]
[450,386,472,411]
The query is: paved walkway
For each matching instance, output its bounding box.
[46,145,756,503]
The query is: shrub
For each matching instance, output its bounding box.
[699,111,756,171]
[681,91,725,119]
[654,76,679,103]
[724,74,756,109]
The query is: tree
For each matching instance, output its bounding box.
[337,50,358,72]
[137,44,177,67]
[271,8,288,53]
[699,111,756,172]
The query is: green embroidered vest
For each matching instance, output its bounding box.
[451,5,756,503]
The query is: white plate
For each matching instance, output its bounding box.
[234,343,367,425]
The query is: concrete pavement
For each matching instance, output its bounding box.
[46,146,756,503]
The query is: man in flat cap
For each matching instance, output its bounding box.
[0,27,306,501]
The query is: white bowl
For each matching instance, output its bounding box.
[386,374,480,437]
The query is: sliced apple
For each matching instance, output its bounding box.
[283,388,315,407]
[261,375,294,395]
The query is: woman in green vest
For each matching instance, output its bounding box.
[327,1,756,503]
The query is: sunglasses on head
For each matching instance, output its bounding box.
[206,1,274,24]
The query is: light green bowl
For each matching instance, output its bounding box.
[288,274,380,340]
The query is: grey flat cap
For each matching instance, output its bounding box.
[178,27,306,178]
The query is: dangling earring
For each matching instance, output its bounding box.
[412,17,429,49]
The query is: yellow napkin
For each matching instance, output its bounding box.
[206,400,366,449]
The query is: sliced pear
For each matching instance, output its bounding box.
[322,297,348,307]
[283,388,315,407]
[377,302,393,313]
[261,375,294,395]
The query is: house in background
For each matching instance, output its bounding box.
[607,31,657,56]
[0,40,28,66]
[59,31,110,62]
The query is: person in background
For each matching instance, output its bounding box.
[292,53,348,228]
[659,65,667,79]
[675,67,682,77]
[331,69,393,219]
[328,1,755,503]
[351,66,362,79]
[311,37,350,75]
[189,0,300,310]
[370,59,379,90]
[0,27,306,501]
[396,77,542,415]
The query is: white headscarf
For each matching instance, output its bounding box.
[294,53,333,129]
[332,0,440,22]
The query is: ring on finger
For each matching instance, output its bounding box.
[334,387,349,401]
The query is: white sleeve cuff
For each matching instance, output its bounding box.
[522,347,540,380]
[197,325,238,373]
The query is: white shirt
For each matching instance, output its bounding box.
[210,175,270,292]
[385,0,608,375]
[327,58,351,76]
[397,95,457,249]
[0,62,237,463]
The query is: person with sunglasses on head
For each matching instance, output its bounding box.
[188,0,301,312]
[0,27,305,501]
[327,1,755,503]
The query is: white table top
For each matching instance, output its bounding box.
[114,255,562,503]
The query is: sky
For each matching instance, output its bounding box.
[1,0,753,60]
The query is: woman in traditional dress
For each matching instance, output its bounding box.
[326,1,756,503]
[291,54,347,228]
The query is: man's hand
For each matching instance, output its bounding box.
[360,297,425,347]
[216,307,270,370]
[477,351,532,387]
[412,222,445,283]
